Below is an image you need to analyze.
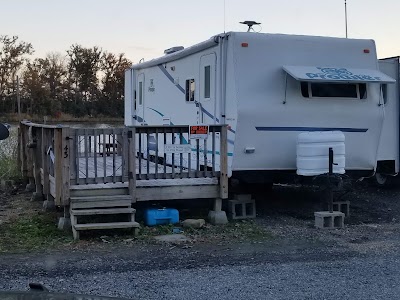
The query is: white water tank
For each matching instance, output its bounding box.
[297,131,345,176]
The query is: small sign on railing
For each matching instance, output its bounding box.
[189,125,209,139]
[164,144,192,154]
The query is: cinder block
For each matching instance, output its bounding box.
[228,196,256,220]
[333,201,350,218]
[314,211,345,229]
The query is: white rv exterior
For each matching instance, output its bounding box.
[374,57,400,185]
[125,32,395,183]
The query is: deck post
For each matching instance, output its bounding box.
[25,126,35,192]
[41,128,50,199]
[53,125,71,207]
[128,127,136,203]
[19,122,27,179]
[208,125,229,225]
[54,127,63,206]
[62,127,71,206]
[219,125,229,199]
[31,127,44,201]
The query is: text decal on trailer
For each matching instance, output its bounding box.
[190,125,209,139]
[306,67,381,81]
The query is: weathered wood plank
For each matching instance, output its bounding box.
[71,200,133,209]
[219,125,229,199]
[62,127,71,205]
[128,127,136,202]
[136,184,219,201]
[53,128,63,205]
[71,208,135,215]
[49,175,56,197]
[41,128,50,195]
[74,221,139,230]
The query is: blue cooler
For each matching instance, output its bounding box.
[144,208,179,226]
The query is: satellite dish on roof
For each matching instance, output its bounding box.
[0,123,10,140]
[240,21,261,32]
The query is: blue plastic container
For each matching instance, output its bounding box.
[144,208,179,226]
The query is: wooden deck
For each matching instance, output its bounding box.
[20,122,228,206]
[19,122,229,238]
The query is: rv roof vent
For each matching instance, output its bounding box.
[164,46,184,55]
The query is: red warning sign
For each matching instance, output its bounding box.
[189,125,209,139]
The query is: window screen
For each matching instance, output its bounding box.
[185,79,195,102]
[301,82,367,99]
[138,81,143,105]
[204,65,211,98]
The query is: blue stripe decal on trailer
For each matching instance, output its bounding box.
[157,64,236,138]
[158,65,186,94]
[255,127,368,133]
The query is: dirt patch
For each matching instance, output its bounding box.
[2,180,400,258]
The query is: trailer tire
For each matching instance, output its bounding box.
[373,173,393,187]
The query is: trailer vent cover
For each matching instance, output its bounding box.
[296,131,345,176]
[164,46,184,55]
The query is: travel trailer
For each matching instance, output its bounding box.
[124,31,396,185]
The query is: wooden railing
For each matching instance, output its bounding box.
[19,121,70,206]
[19,121,228,206]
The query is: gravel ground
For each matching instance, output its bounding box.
[1,250,400,300]
[2,181,400,299]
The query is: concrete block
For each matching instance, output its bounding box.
[228,198,256,220]
[314,211,345,229]
[208,210,228,225]
[25,182,35,192]
[333,201,350,218]
[58,217,71,230]
[31,192,44,202]
[43,200,56,211]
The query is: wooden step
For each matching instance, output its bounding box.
[74,221,140,231]
[70,195,132,209]
[71,208,135,216]
[71,195,132,202]
[70,183,129,197]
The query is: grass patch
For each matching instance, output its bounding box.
[0,214,72,253]
[185,220,273,242]
[135,220,273,243]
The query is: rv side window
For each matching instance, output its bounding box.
[185,79,195,102]
[300,82,367,99]
[138,81,143,105]
[204,65,211,98]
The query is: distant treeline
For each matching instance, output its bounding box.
[0,35,132,118]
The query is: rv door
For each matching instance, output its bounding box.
[199,53,217,124]
[137,73,145,125]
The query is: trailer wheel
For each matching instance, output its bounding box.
[374,173,392,187]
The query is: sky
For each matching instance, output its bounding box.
[1,0,399,63]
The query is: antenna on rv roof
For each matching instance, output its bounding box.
[344,0,348,38]
[240,21,261,32]
[223,0,226,33]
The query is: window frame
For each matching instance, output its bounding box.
[138,81,143,105]
[300,81,367,100]
[204,65,211,99]
[185,78,196,102]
